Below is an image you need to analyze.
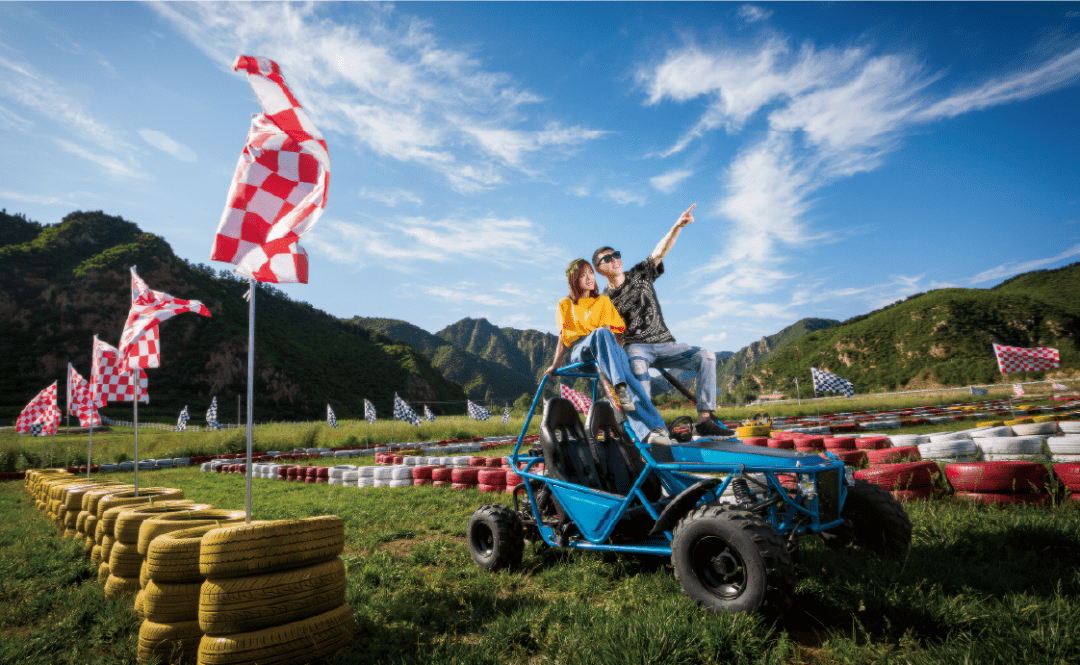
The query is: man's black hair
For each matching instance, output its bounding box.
[591,246,615,268]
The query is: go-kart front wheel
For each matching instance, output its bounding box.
[467,504,524,570]
[671,506,795,617]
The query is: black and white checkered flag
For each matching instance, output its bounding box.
[327,404,338,428]
[502,406,510,425]
[393,393,422,426]
[424,405,436,422]
[206,396,223,430]
[467,400,491,421]
[177,406,189,431]
[810,367,854,399]
[364,399,376,424]
[29,421,44,437]
[970,386,988,396]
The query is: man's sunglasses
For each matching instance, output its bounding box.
[597,251,621,265]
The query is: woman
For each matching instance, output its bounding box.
[545,258,674,445]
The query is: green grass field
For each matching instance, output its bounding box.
[1,399,1078,664]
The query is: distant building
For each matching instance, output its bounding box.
[754,393,786,403]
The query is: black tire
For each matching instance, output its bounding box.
[467,504,524,570]
[832,479,912,557]
[671,506,795,617]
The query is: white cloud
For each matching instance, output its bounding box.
[638,36,1080,323]
[650,168,693,194]
[701,332,730,344]
[54,139,146,180]
[151,3,605,193]
[306,214,561,270]
[737,5,772,24]
[0,190,86,206]
[603,188,646,206]
[0,54,129,149]
[967,244,1080,285]
[358,187,423,207]
[422,282,513,307]
[138,129,197,163]
[567,185,590,197]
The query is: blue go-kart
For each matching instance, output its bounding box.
[467,362,912,617]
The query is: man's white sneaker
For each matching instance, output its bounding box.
[645,428,674,446]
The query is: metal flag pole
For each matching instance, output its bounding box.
[133,371,140,496]
[66,364,72,437]
[245,279,255,523]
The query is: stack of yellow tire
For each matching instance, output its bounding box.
[93,488,186,597]
[105,501,206,600]
[736,424,771,438]
[135,510,247,664]
[64,481,126,539]
[84,485,137,563]
[197,516,353,665]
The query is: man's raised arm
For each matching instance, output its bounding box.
[649,204,695,265]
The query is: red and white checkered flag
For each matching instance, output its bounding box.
[16,382,61,436]
[560,384,593,413]
[67,364,100,427]
[993,343,1059,374]
[1013,384,1025,397]
[92,336,148,404]
[211,55,330,284]
[119,267,210,369]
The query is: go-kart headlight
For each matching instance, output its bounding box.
[798,474,816,499]
[844,467,856,486]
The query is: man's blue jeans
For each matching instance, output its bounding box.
[626,342,717,411]
[569,328,666,441]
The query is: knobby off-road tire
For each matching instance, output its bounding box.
[199,516,344,579]
[197,603,353,665]
[468,504,526,571]
[199,558,346,635]
[671,506,795,618]
[831,479,912,557]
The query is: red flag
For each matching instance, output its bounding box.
[16,382,61,436]
[67,364,100,427]
[993,343,1059,373]
[560,384,593,413]
[212,55,330,284]
[119,267,210,369]
[1012,383,1025,397]
[92,336,148,404]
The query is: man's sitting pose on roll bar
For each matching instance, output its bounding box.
[592,204,734,439]
[545,258,675,446]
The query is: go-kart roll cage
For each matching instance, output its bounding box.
[508,362,849,556]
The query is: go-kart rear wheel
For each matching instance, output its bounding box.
[671,506,795,617]
[467,504,524,570]
[825,479,911,557]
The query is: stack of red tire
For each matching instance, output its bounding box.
[742,437,769,447]
[485,457,506,467]
[767,437,795,450]
[794,436,824,452]
[1054,464,1080,501]
[866,446,920,466]
[431,467,453,488]
[946,461,1049,504]
[412,466,438,487]
[504,469,524,495]
[823,437,866,467]
[855,460,939,501]
[451,467,480,490]
[469,457,488,467]
[477,469,507,493]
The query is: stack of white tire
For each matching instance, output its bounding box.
[975,436,1049,461]
[327,465,357,486]
[1047,435,1080,462]
[373,465,413,488]
[918,432,978,462]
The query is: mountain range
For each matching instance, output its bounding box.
[3,208,1078,422]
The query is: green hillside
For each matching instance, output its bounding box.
[716,317,839,390]
[436,318,559,384]
[0,210,466,423]
[740,269,1080,396]
[348,317,539,402]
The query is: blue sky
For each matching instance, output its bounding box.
[2,2,1079,353]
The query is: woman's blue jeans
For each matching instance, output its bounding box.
[569,328,666,441]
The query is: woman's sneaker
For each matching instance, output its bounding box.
[645,428,674,445]
[692,419,736,440]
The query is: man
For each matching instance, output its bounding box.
[592,204,734,438]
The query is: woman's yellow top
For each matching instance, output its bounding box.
[556,296,626,347]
